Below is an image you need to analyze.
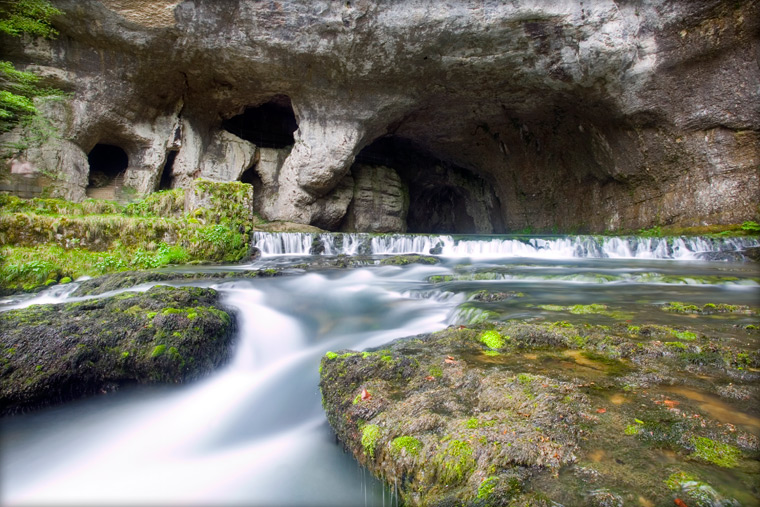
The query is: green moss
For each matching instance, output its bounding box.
[479,329,506,349]
[429,275,454,283]
[666,471,698,491]
[150,344,166,358]
[672,330,697,341]
[665,341,687,350]
[691,437,740,467]
[568,303,607,314]
[516,373,535,385]
[380,255,439,266]
[477,476,498,501]
[663,301,701,313]
[538,304,565,312]
[429,365,443,378]
[390,436,421,457]
[361,424,382,459]
[325,351,338,360]
[435,439,475,484]
[624,424,639,436]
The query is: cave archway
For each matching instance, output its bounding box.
[86,144,128,199]
[222,95,298,148]
[352,136,503,234]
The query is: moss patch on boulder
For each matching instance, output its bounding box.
[320,321,759,505]
[0,285,236,415]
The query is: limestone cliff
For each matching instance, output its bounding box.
[1,0,758,233]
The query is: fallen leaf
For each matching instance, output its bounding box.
[674,498,688,507]
[444,356,457,364]
[596,408,607,414]
[361,388,371,401]
[424,375,435,381]
[663,399,680,408]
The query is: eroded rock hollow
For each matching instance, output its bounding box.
[2,0,758,233]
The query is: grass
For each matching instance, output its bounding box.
[0,183,254,292]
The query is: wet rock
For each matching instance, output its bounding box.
[320,321,760,505]
[0,285,236,415]
[71,269,282,297]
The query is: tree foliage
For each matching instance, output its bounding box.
[0,0,64,133]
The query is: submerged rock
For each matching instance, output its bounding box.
[0,286,236,415]
[320,321,759,505]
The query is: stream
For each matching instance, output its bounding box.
[1,233,758,506]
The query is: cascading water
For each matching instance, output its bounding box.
[252,232,760,260]
[2,233,758,506]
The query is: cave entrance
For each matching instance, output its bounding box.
[86,143,128,200]
[158,150,178,191]
[222,95,298,148]
[353,136,503,234]
[240,165,264,212]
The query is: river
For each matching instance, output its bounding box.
[1,233,758,506]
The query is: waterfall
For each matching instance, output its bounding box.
[251,232,759,260]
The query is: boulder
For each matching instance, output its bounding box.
[0,285,236,415]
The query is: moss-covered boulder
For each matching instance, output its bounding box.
[0,285,236,415]
[320,321,759,506]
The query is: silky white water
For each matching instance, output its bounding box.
[1,234,758,506]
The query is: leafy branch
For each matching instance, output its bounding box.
[0,0,64,138]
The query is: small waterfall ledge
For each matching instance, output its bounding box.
[251,232,760,260]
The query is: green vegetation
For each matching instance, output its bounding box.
[476,476,498,501]
[741,220,760,233]
[391,436,421,457]
[434,439,475,484]
[0,0,65,143]
[150,344,166,358]
[538,303,631,319]
[361,424,381,459]
[691,436,741,468]
[663,301,751,315]
[628,222,760,237]
[0,183,254,293]
[478,329,506,349]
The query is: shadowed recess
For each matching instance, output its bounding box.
[222,95,298,149]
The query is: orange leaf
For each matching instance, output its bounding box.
[425,375,435,381]
[663,399,680,408]
[444,356,457,364]
[596,408,607,414]
[674,498,688,507]
[361,388,371,401]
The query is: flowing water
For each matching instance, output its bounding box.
[1,234,758,506]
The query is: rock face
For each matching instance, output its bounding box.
[342,164,408,233]
[1,0,758,232]
[319,320,759,506]
[0,285,236,415]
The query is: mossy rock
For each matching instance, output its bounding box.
[0,285,236,415]
[319,321,759,505]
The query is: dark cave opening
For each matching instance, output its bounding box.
[240,165,264,212]
[158,150,177,191]
[354,136,502,234]
[222,95,298,148]
[87,144,128,192]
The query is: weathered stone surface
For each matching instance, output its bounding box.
[1,0,757,232]
[343,164,408,233]
[0,285,236,415]
[320,320,759,505]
